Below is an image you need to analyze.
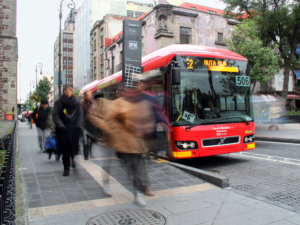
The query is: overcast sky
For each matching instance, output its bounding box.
[17,0,227,101]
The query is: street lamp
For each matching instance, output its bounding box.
[58,0,75,97]
[36,63,43,87]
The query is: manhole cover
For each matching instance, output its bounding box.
[86,209,167,225]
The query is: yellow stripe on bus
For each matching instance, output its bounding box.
[208,66,239,73]
[247,143,255,150]
[173,151,192,158]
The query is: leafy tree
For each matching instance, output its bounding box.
[23,99,34,111]
[221,0,300,99]
[36,77,51,100]
[74,88,81,97]
[29,90,41,105]
[225,20,279,92]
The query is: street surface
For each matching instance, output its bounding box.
[178,140,300,213]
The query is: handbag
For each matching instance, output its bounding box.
[31,106,39,124]
[45,135,57,150]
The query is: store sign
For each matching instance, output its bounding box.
[122,20,142,87]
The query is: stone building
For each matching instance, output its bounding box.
[0,0,18,119]
[105,3,237,77]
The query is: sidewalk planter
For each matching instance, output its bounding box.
[3,114,13,121]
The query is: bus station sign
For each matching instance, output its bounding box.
[122,20,142,87]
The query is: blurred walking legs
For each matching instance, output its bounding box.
[37,127,50,152]
[82,129,90,160]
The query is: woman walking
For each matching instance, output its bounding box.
[53,85,83,176]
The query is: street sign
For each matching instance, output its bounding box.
[122,20,142,88]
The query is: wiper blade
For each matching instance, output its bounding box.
[185,116,250,131]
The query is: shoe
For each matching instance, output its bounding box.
[71,159,76,168]
[84,157,89,160]
[143,188,155,196]
[63,170,70,176]
[102,184,112,196]
[42,150,47,153]
[134,193,146,207]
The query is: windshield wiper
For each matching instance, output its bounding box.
[185,116,250,131]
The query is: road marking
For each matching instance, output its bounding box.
[232,152,300,166]
[256,140,300,146]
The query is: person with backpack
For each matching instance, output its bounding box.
[31,99,52,152]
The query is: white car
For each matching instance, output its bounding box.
[17,114,22,120]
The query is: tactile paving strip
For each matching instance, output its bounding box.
[86,209,167,225]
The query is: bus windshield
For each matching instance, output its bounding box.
[171,56,254,126]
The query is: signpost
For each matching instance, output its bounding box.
[122,20,142,88]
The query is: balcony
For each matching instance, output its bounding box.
[116,63,122,72]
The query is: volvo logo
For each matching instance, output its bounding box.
[218,138,226,145]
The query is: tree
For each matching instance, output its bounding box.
[29,90,41,105]
[74,88,80,97]
[23,99,34,111]
[36,77,51,100]
[221,0,300,99]
[225,20,279,92]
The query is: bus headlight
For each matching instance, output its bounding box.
[243,135,255,143]
[175,141,198,150]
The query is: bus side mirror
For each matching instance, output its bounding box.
[171,68,181,85]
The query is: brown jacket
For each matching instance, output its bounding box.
[86,97,155,154]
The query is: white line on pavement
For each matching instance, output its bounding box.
[256,140,300,146]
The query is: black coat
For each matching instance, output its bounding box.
[53,95,83,157]
[32,106,51,130]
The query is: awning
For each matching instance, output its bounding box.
[252,94,277,103]
[79,80,100,96]
[294,70,300,80]
[287,94,299,99]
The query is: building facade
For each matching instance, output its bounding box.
[0,0,18,119]
[54,10,78,101]
[74,0,128,90]
[105,4,236,77]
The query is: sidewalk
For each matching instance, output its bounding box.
[255,123,300,143]
[18,122,300,225]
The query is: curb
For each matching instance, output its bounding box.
[167,162,230,188]
[256,136,300,144]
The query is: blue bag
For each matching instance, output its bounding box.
[45,135,57,150]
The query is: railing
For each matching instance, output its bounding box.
[0,122,16,224]
[116,63,122,73]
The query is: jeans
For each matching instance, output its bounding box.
[37,127,50,151]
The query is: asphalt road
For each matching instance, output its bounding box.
[177,141,300,213]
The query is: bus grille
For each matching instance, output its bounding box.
[202,136,240,147]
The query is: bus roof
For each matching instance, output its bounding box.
[80,44,247,95]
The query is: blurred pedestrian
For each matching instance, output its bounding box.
[53,85,83,176]
[80,90,96,160]
[25,110,30,124]
[268,100,282,131]
[31,99,52,152]
[86,88,155,206]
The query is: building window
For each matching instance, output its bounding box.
[68,52,73,57]
[69,61,73,66]
[207,10,216,14]
[191,6,196,10]
[180,27,191,44]
[101,65,104,72]
[63,34,68,39]
[94,40,96,51]
[101,54,103,63]
[135,11,144,18]
[100,35,103,46]
[68,43,73,48]
[127,10,134,17]
[218,33,223,43]
[69,69,72,74]
[69,34,73,39]
[63,52,68,56]
[94,58,96,67]
[63,43,68,48]
[63,60,67,65]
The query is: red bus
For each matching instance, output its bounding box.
[80,44,255,160]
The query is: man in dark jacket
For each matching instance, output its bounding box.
[80,91,94,160]
[32,98,52,152]
[53,85,83,176]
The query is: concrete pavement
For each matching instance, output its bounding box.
[18,121,300,225]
